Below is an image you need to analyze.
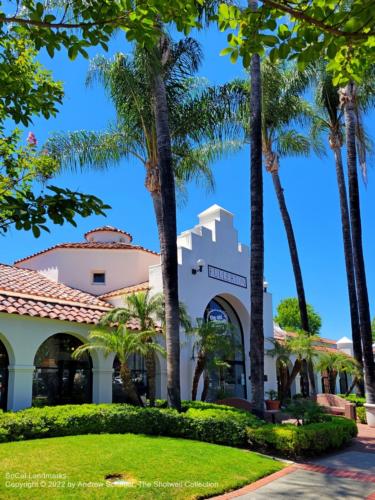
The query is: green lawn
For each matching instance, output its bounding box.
[0,434,284,499]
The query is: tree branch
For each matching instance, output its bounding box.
[0,13,129,29]
[261,0,374,39]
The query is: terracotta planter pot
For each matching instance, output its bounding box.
[265,400,281,411]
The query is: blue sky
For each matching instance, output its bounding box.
[2,26,374,340]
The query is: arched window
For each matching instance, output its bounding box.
[33,334,92,406]
[112,354,147,403]
[0,340,9,411]
[203,297,246,401]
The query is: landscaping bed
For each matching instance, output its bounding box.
[0,401,357,457]
[0,402,260,447]
[0,433,284,499]
[247,417,357,457]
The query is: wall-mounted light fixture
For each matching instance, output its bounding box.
[263,280,269,292]
[192,258,206,275]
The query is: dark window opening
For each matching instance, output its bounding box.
[92,272,105,284]
[32,333,92,407]
[0,340,9,411]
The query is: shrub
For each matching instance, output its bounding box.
[357,406,367,424]
[339,394,366,407]
[0,402,357,456]
[247,417,357,457]
[283,399,329,425]
[339,394,367,424]
[0,403,261,447]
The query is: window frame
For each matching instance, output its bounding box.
[91,271,106,285]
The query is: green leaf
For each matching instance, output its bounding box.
[220,47,232,56]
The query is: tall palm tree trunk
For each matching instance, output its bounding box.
[145,351,156,407]
[146,160,165,246]
[331,139,364,395]
[120,362,143,406]
[153,51,181,411]
[342,83,375,404]
[249,3,264,414]
[271,171,309,332]
[270,169,316,396]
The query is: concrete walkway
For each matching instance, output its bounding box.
[213,424,375,500]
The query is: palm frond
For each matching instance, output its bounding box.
[46,128,145,172]
[174,139,244,192]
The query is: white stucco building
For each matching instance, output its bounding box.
[0,205,354,411]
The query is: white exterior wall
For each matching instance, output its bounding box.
[16,248,160,296]
[147,205,277,401]
[0,313,115,411]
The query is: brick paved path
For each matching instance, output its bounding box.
[212,424,375,500]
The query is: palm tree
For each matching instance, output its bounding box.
[339,81,375,404]
[268,331,320,400]
[315,350,360,395]
[47,38,239,411]
[188,318,235,401]
[260,62,319,396]
[235,61,319,395]
[100,291,163,407]
[99,290,191,406]
[311,65,363,394]
[248,0,264,416]
[73,325,165,406]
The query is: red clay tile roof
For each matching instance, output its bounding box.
[313,345,342,354]
[0,264,107,306]
[274,328,337,345]
[84,226,133,242]
[99,282,150,299]
[14,242,160,265]
[0,294,108,324]
[0,264,158,329]
[0,264,111,324]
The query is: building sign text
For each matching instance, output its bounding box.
[208,265,247,289]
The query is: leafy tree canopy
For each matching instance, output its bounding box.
[0,0,203,57]
[274,297,322,335]
[0,129,109,237]
[1,1,374,85]
[0,33,109,235]
[217,0,375,85]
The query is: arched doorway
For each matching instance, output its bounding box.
[0,340,9,411]
[112,354,148,403]
[203,297,246,401]
[33,334,92,406]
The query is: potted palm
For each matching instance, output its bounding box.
[265,390,281,410]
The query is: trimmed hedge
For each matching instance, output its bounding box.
[0,402,260,447]
[246,417,357,457]
[0,402,357,457]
